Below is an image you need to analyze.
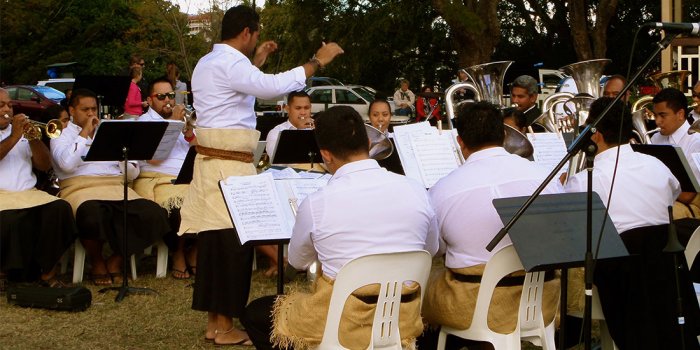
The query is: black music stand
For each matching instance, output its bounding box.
[271,130,322,166]
[172,146,197,185]
[631,144,700,192]
[73,76,130,118]
[84,120,170,302]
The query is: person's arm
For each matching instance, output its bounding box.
[51,125,91,173]
[253,41,278,68]
[301,42,344,78]
[0,115,26,160]
[29,139,51,171]
[678,192,696,204]
[288,196,318,270]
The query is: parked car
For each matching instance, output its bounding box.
[306,85,399,122]
[4,85,65,122]
[307,77,344,87]
[36,78,75,94]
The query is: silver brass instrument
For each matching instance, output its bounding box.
[365,124,394,160]
[631,70,690,143]
[532,92,575,134]
[444,61,514,127]
[503,124,534,158]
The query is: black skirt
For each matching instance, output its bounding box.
[0,199,77,279]
[192,229,254,318]
[75,199,170,257]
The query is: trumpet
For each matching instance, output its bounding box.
[24,119,63,141]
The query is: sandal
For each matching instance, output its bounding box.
[89,273,112,286]
[171,268,190,280]
[39,278,69,288]
[213,327,252,346]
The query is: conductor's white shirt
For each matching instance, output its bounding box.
[191,44,306,130]
[0,125,36,191]
[51,122,138,180]
[429,147,563,269]
[289,159,439,279]
[565,144,680,233]
[137,108,190,176]
[651,121,700,182]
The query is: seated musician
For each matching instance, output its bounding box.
[50,88,170,286]
[421,102,561,349]
[134,77,196,279]
[510,75,541,128]
[649,88,700,219]
[368,98,392,135]
[565,96,700,349]
[0,88,77,288]
[502,106,527,134]
[240,106,439,350]
[265,90,314,159]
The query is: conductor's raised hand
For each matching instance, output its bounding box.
[253,40,278,68]
[314,42,344,67]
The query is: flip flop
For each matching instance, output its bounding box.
[89,273,112,286]
[213,338,253,346]
[171,268,190,280]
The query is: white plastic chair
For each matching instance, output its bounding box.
[684,226,700,307]
[437,245,559,350]
[314,250,432,350]
[567,284,618,350]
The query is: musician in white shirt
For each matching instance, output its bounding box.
[691,81,700,123]
[135,77,196,280]
[265,90,314,159]
[422,101,561,343]
[51,88,169,286]
[181,5,344,346]
[241,106,439,350]
[0,88,76,287]
[650,88,700,218]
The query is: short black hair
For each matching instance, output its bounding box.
[314,106,369,160]
[368,99,391,115]
[502,107,527,130]
[46,104,66,119]
[69,88,97,107]
[653,87,688,113]
[148,77,174,96]
[287,90,310,105]
[606,74,627,85]
[221,5,259,41]
[586,97,632,145]
[456,101,504,150]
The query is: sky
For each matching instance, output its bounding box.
[168,0,256,14]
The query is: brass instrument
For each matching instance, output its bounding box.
[532,92,575,134]
[631,70,691,143]
[24,119,63,141]
[503,124,534,158]
[365,124,394,160]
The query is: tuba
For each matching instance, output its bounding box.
[631,70,690,143]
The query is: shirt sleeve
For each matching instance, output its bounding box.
[288,195,318,270]
[227,60,306,100]
[51,132,89,174]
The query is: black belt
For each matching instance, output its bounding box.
[452,270,556,286]
[356,291,419,304]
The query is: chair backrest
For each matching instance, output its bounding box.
[684,227,700,268]
[317,250,432,350]
[519,271,547,333]
[469,245,524,331]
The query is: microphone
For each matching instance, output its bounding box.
[647,22,700,35]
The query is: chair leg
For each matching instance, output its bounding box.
[155,241,168,278]
[130,254,138,281]
[72,241,85,283]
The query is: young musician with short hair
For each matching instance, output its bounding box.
[265,90,313,157]
[240,106,439,350]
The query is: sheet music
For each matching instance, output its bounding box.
[275,177,329,228]
[411,132,461,188]
[392,122,434,184]
[151,121,185,160]
[220,173,292,244]
[263,167,301,179]
[528,132,567,174]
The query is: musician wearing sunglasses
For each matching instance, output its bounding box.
[240,106,439,350]
[51,88,170,286]
[421,102,561,349]
[0,88,77,289]
[134,77,196,280]
[179,5,343,345]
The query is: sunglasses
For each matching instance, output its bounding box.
[151,92,176,100]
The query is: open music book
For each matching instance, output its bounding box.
[392,122,463,188]
[219,170,329,245]
[527,132,568,175]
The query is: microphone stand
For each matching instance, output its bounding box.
[486,32,680,349]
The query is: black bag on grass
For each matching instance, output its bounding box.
[6,285,92,311]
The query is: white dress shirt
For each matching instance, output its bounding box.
[689,110,700,123]
[650,121,700,182]
[50,122,138,180]
[265,120,295,158]
[137,108,190,176]
[289,159,439,278]
[0,125,36,191]
[191,44,306,130]
[429,147,563,269]
[565,144,680,233]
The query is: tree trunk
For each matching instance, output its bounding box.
[569,0,593,60]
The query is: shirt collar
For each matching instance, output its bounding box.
[330,159,380,182]
[464,147,509,165]
[670,122,690,144]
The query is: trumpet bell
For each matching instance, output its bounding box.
[24,119,63,141]
[365,124,394,160]
[503,124,534,158]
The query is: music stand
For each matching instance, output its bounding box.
[494,192,628,348]
[73,75,130,118]
[631,144,700,192]
[84,120,170,302]
[271,130,322,166]
[172,146,197,185]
